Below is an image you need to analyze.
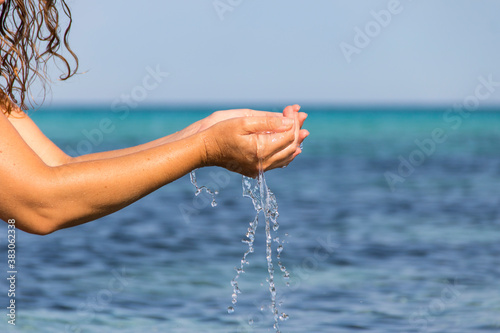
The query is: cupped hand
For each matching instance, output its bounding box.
[200,116,300,177]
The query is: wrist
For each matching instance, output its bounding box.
[198,127,219,168]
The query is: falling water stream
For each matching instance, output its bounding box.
[190,166,290,332]
[189,126,296,332]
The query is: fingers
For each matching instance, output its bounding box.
[241,116,294,134]
[292,109,300,148]
[299,129,309,142]
[215,107,306,130]
[245,109,283,117]
[298,112,308,127]
[258,130,295,156]
[283,104,307,128]
[264,141,299,170]
[262,124,309,171]
[258,127,299,171]
[282,105,296,118]
[219,109,282,118]
[255,105,308,171]
[217,106,305,122]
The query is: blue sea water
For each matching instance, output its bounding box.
[1,105,500,332]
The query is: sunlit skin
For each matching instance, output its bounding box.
[0,0,308,234]
[0,103,308,235]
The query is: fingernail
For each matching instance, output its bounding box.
[282,117,294,126]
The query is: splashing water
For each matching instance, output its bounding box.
[189,159,291,331]
[229,167,290,332]
[190,170,218,207]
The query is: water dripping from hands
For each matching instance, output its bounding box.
[229,138,290,332]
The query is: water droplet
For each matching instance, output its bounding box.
[272,222,280,231]
[227,306,234,314]
[248,318,254,325]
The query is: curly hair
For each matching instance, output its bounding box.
[0,0,78,114]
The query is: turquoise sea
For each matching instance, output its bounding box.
[1,105,500,332]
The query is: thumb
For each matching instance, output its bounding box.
[243,116,294,134]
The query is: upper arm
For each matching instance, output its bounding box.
[6,110,71,166]
[0,111,56,233]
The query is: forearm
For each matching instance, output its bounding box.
[68,127,198,163]
[26,133,206,234]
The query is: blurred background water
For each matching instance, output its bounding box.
[1,105,500,332]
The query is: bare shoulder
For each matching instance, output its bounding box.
[3,109,71,166]
[0,110,41,221]
[6,108,41,132]
[0,110,44,170]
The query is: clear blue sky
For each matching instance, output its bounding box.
[46,0,500,107]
